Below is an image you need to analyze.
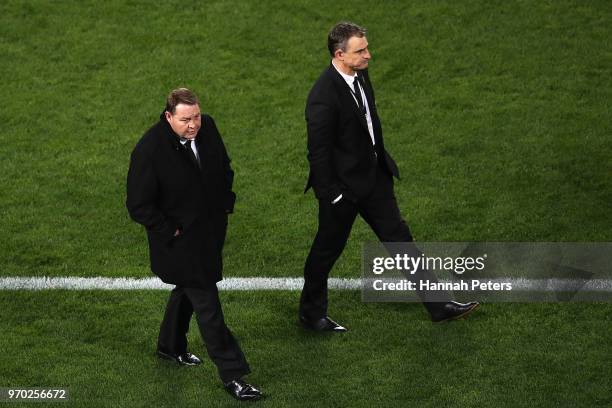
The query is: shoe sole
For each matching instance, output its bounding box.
[230,393,263,401]
[434,303,480,323]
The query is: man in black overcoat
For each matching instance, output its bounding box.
[300,22,480,332]
[126,88,262,401]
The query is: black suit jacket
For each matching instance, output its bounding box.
[126,113,235,288]
[304,64,399,202]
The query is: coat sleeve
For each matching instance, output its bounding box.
[126,144,177,242]
[305,87,342,202]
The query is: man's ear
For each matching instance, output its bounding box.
[164,111,172,122]
[334,48,344,60]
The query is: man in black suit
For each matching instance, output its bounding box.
[126,88,262,401]
[300,22,479,332]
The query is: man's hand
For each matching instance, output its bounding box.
[174,229,181,237]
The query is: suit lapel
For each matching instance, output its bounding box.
[328,66,370,134]
[357,71,384,147]
[357,71,377,117]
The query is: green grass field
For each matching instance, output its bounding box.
[1,0,611,406]
[1,292,610,407]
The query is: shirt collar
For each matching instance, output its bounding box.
[331,60,358,87]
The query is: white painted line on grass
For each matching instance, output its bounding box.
[0,277,358,291]
[0,277,611,291]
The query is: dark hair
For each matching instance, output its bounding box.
[327,21,367,57]
[165,88,199,114]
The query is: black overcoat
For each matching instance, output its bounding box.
[126,113,235,288]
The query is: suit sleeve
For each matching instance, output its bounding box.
[306,90,342,201]
[126,145,177,242]
[206,115,236,213]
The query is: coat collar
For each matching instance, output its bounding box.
[158,111,206,174]
[159,111,183,150]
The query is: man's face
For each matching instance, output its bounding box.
[165,103,201,139]
[339,35,371,71]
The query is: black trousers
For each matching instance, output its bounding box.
[301,165,450,319]
[157,285,250,383]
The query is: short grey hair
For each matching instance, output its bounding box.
[327,21,367,57]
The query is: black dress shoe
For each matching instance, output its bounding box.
[224,379,263,401]
[156,349,202,366]
[431,301,480,323]
[299,315,347,332]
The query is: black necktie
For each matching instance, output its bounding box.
[352,76,367,116]
[183,140,200,168]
